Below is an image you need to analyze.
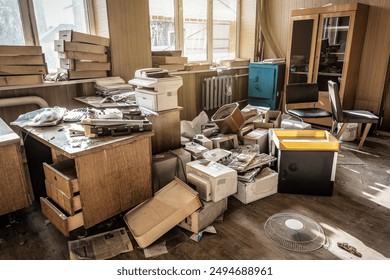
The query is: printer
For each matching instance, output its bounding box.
[186,159,237,202]
[128,68,183,112]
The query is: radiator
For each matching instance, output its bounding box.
[202,76,233,110]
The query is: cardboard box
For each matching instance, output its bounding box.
[152,148,191,193]
[243,128,269,153]
[152,56,188,65]
[211,103,245,134]
[124,177,202,248]
[178,198,228,233]
[253,110,281,129]
[233,167,278,204]
[186,160,237,202]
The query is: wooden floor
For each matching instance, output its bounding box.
[1,134,389,260]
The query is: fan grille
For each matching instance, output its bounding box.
[264,213,326,252]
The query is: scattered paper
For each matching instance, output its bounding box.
[143,241,168,258]
[190,226,217,242]
[68,227,133,260]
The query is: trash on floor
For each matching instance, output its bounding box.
[190,226,217,242]
[68,227,133,260]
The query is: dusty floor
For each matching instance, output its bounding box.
[1,134,389,260]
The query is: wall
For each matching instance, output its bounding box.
[105,0,152,81]
[263,0,390,114]
[239,0,257,61]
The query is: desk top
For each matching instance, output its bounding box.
[19,122,154,158]
[0,118,20,147]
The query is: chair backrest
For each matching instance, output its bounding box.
[327,80,344,122]
[285,83,319,104]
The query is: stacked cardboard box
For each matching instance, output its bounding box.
[54,30,110,80]
[152,50,187,72]
[219,58,250,67]
[0,45,47,87]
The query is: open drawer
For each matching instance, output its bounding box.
[45,180,81,215]
[43,160,79,197]
[40,197,84,237]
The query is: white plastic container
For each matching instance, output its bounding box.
[338,123,358,141]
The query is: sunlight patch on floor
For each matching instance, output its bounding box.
[321,223,388,260]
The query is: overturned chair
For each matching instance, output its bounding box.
[328,80,379,149]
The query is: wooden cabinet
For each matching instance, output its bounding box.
[0,118,31,215]
[21,123,154,236]
[285,3,369,126]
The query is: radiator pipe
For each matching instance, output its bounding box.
[0,96,49,109]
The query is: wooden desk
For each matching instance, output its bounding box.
[20,122,154,236]
[0,118,31,215]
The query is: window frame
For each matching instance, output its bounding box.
[152,0,240,63]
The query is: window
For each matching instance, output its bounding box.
[33,0,89,72]
[149,0,175,51]
[0,0,90,73]
[0,0,25,45]
[183,0,208,61]
[213,0,237,62]
[149,0,239,63]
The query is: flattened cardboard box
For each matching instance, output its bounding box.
[253,110,281,129]
[178,198,228,233]
[124,177,202,248]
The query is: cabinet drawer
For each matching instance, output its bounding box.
[45,180,81,215]
[43,160,79,197]
[40,197,84,237]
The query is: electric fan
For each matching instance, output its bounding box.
[264,212,326,252]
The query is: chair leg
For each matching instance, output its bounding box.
[357,123,362,141]
[358,123,372,149]
[331,120,337,135]
[336,123,348,139]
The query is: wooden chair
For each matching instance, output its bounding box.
[328,80,379,149]
[285,83,332,122]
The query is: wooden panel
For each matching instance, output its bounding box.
[58,69,108,80]
[0,75,43,87]
[0,46,42,56]
[106,0,152,81]
[57,51,108,62]
[75,137,153,228]
[0,140,31,215]
[59,59,111,71]
[0,65,47,75]
[40,197,84,237]
[0,55,45,65]
[146,108,181,154]
[59,30,110,47]
[239,0,257,61]
[43,161,79,198]
[54,40,107,54]
[45,180,81,216]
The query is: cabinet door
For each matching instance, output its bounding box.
[313,11,355,103]
[286,15,319,85]
[248,66,276,99]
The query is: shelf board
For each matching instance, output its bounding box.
[318,72,342,77]
[325,26,349,31]
[290,71,308,75]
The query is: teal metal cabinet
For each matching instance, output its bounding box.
[248,63,285,109]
